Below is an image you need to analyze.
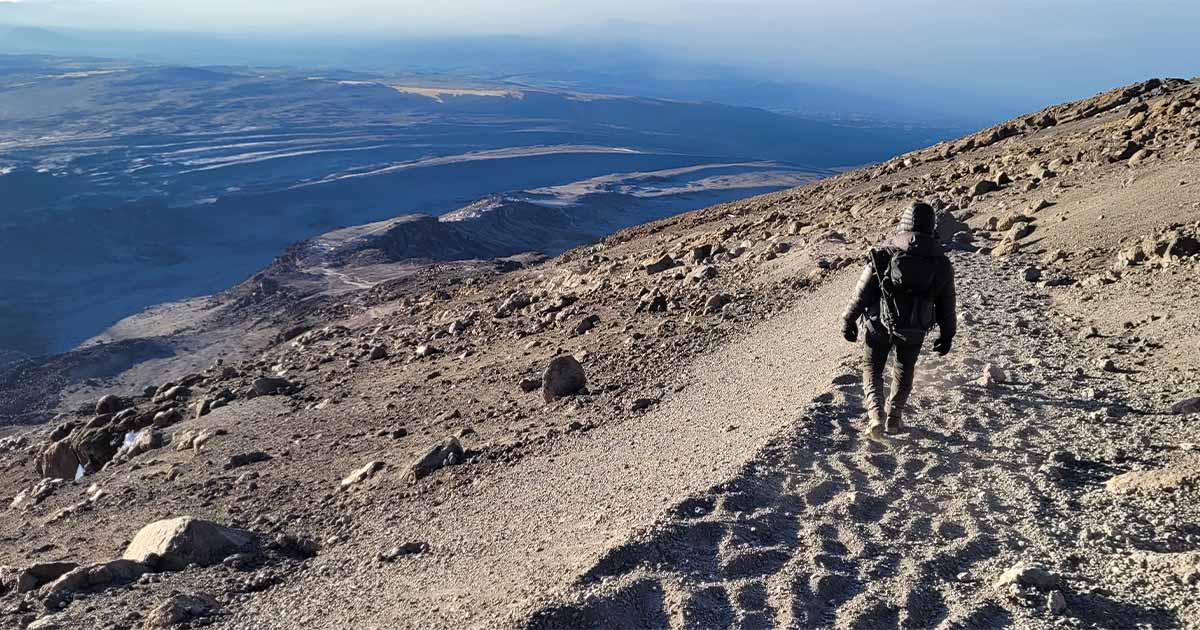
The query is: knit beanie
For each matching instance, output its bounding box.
[898,202,936,235]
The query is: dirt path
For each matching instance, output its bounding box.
[522,253,1196,629]
[226,270,864,629]
[224,250,1198,629]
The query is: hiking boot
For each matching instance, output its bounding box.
[866,409,886,440]
[885,414,903,434]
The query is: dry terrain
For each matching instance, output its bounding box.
[2,78,1200,630]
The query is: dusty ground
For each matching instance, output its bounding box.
[2,78,1199,629]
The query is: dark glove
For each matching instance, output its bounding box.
[842,318,858,343]
[933,336,953,356]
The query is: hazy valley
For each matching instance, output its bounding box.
[0,55,951,368]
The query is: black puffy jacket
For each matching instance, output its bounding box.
[842,231,956,340]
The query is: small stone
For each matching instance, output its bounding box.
[378,542,429,562]
[542,355,587,402]
[978,364,1007,387]
[972,180,999,196]
[252,376,293,396]
[572,314,600,336]
[341,461,385,488]
[1048,590,1067,614]
[144,593,220,628]
[1170,397,1200,414]
[643,254,677,275]
[369,345,389,360]
[406,437,465,483]
[629,398,659,412]
[223,451,272,470]
[705,294,732,314]
[993,562,1061,590]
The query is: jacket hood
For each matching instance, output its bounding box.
[887,231,945,257]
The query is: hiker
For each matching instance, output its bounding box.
[841,202,957,439]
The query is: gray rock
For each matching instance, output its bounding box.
[122,517,255,571]
[643,254,677,275]
[35,440,80,481]
[705,294,732,314]
[978,364,1007,387]
[378,542,429,561]
[406,437,465,483]
[144,593,220,628]
[70,427,119,474]
[971,180,999,196]
[542,355,587,402]
[993,562,1062,590]
[1128,148,1153,166]
[518,377,542,393]
[0,562,77,594]
[369,345,389,360]
[1049,589,1067,614]
[1022,267,1042,282]
[341,461,385,488]
[95,394,128,415]
[43,559,147,600]
[152,409,182,428]
[572,314,600,336]
[114,428,163,462]
[252,376,293,396]
[690,244,713,263]
[1171,397,1200,414]
[152,385,191,404]
[224,451,271,470]
[630,398,659,412]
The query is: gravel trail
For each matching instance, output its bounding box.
[521,252,1199,630]
[227,271,862,629]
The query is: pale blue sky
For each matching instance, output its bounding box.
[2,0,1198,117]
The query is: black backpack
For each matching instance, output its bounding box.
[869,247,938,341]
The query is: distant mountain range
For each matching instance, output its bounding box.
[0,24,988,126]
[0,54,959,363]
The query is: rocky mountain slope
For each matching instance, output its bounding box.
[2,77,1199,629]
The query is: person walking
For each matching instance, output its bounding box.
[841,201,957,439]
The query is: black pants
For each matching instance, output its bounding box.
[862,327,924,422]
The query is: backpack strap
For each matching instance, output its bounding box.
[868,248,901,334]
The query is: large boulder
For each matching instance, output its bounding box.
[36,440,81,481]
[542,355,587,402]
[935,212,969,243]
[406,437,465,483]
[95,394,129,415]
[122,517,255,571]
[0,561,78,595]
[70,427,120,473]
